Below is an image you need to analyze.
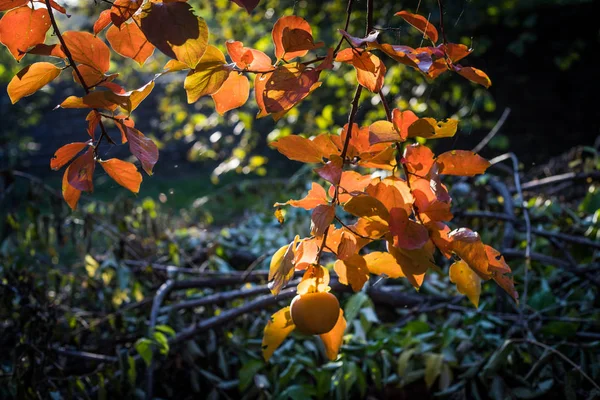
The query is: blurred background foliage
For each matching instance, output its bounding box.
[1,0,599,399]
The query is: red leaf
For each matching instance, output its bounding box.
[106,22,155,66]
[62,31,111,73]
[211,71,250,114]
[226,40,272,72]
[315,156,343,186]
[99,158,142,193]
[50,142,90,170]
[67,147,95,192]
[436,150,491,176]
[93,9,112,35]
[124,126,159,175]
[0,6,51,61]
[62,166,81,210]
[230,0,260,13]
[86,110,101,139]
[110,0,143,28]
[395,10,439,43]
[272,15,315,61]
[389,207,429,250]
[310,204,335,237]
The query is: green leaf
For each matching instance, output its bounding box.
[135,338,153,367]
[424,353,443,388]
[239,359,263,391]
[155,324,176,337]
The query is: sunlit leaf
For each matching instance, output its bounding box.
[110,0,143,28]
[387,241,436,288]
[7,62,61,104]
[336,48,386,93]
[330,171,372,203]
[319,310,346,361]
[363,251,405,278]
[184,45,231,103]
[343,194,390,227]
[436,150,491,176]
[270,135,324,164]
[395,10,439,43]
[408,117,458,139]
[93,9,112,35]
[99,158,142,194]
[272,15,315,61]
[268,241,295,295]
[63,31,111,74]
[310,204,335,237]
[211,71,250,114]
[262,306,295,362]
[226,40,272,72]
[62,166,81,210]
[0,0,27,11]
[107,22,155,66]
[365,177,414,215]
[123,126,159,175]
[50,142,90,171]
[334,254,369,292]
[67,147,95,192]
[448,228,490,279]
[276,182,328,210]
[449,259,481,307]
[0,6,51,61]
[389,207,429,250]
[455,65,491,88]
[403,143,435,179]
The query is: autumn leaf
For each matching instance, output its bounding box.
[389,207,429,250]
[310,204,335,237]
[211,72,250,114]
[275,182,328,210]
[427,221,453,258]
[72,65,117,89]
[485,245,518,303]
[0,6,51,61]
[25,43,66,59]
[99,158,142,194]
[393,109,419,140]
[330,171,372,203]
[0,0,27,11]
[443,43,472,63]
[50,142,90,171]
[334,254,370,292]
[110,0,143,28]
[365,177,414,215]
[387,241,436,288]
[123,126,159,175]
[339,29,380,48]
[455,65,492,88]
[7,62,62,104]
[403,143,435,178]
[407,117,458,139]
[230,0,260,13]
[319,310,346,360]
[369,120,401,145]
[343,194,390,227]
[184,45,231,103]
[59,91,131,111]
[272,15,316,61]
[363,251,405,278]
[93,9,112,35]
[106,22,155,66]
[281,25,323,54]
[268,242,296,295]
[436,150,491,176]
[449,259,482,307]
[336,231,357,261]
[336,48,386,93]
[262,306,295,361]
[270,135,324,164]
[411,177,453,223]
[140,2,209,69]
[448,228,490,279]
[62,166,81,210]
[62,31,111,74]
[226,40,272,72]
[395,10,439,43]
[67,147,95,192]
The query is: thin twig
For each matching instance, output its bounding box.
[472,108,511,153]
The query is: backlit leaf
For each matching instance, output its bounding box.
[99,158,142,194]
[408,117,458,139]
[392,109,419,140]
[319,310,346,360]
[230,0,260,13]
[365,177,414,215]
[7,62,61,104]
[184,45,231,103]
[59,91,131,111]
[211,71,250,114]
[363,251,405,278]
[343,194,390,227]
[449,259,481,307]
[63,31,111,73]
[276,182,327,210]
[334,254,369,292]
[140,2,208,68]
[226,40,272,72]
[262,307,295,362]
[0,6,51,61]
[403,143,435,179]
[369,120,401,145]
[336,48,386,93]
[270,135,324,164]
[26,43,66,59]
[67,147,95,192]
[106,22,155,66]
[93,9,112,35]
[387,241,436,288]
[448,228,490,279]
[411,177,453,222]
[395,10,439,43]
[62,166,81,210]
[110,0,143,28]
[268,241,296,295]
[272,15,314,61]
[330,171,372,203]
[455,65,491,88]
[389,207,429,250]
[50,142,89,170]
[124,126,159,175]
[0,0,27,11]
[436,150,491,176]
[310,204,335,237]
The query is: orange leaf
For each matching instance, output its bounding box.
[387,241,436,288]
[343,194,390,227]
[449,260,481,307]
[371,43,420,70]
[123,126,158,175]
[485,245,511,274]
[163,59,189,73]
[26,43,66,59]
[443,43,471,63]
[336,231,357,261]
[93,9,112,35]
[270,135,324,164]
[184,45,231,103]
[72,65,118,88]
[226,40,272,72]
[211,71,250,114]
[329,171,372,203]
[336,48,386,93]
[62,31,111,74]
[455,65,491,88]
[62,166,81,210]
[334,254,369,292]
[319,310,346,360]
[395,10,439,43]
[0,6,51,61]
[448,228,490,279]
[272,15,314,61]
[106,22,155,66]
[427,221,453,258]
[368,120,401,145]
[110,0,143,28]
[59,91,131,111]
[281,26,323,54]
[86,110,101,139]
[403,143,435,179]
[67,147,95,192]
[392,109,418,140]
[7,62,62,104]
[139,2,208,69]
[363,251,405,278]
[99,158,142,194]
[365,177,414,215]
[0,0,27,11]
[262,306,295,362]
[411,177,453,223]
[276,182,328,210]
[312,134,341,160]
[389,207,429,250]
[407,117,458,139]
[50,142,90,171]
[436,150,491,176]
[315,156,343,186]
[310,204,335,237]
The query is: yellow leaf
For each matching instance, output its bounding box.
[449,260,481,307]
[8,62,62,104]
[334,254,369,292]
[408,118,458,139]
[268,241,296,295]
[319,310,346,360]
[262,306,295,362]
[184,45,231,103]
[363,251,405,278]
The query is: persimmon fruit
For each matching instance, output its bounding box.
[290,292,340,335]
